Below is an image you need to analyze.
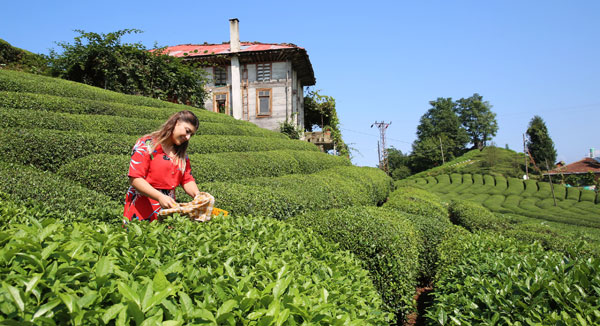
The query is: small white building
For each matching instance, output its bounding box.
[159,19,316,131]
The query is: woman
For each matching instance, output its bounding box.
[124,110,202,222]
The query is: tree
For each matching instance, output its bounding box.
[457,93,498,149]
[48,29,208,107]
[526,115,557,168]
[410,97,469,172]
[387,147,412,180]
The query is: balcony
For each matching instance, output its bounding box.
[304,131,335,152]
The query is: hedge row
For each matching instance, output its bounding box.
[190,166,392,220]
[288,207,419,321]
[383,186,448,221]
[0,128,317,171]
[448,199,508,232]
[0,162,120,221]
[428,232,600,325]
[0,69,201,111]
[58,151,352,201]
[0,214,391,325]
[448,199,600,257]
[0,107,285,138]
[383,187,452,281]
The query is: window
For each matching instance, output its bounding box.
[256,63,271,82]
[213,66,227,86]
[256,89,272,117]
[214,93,230,115]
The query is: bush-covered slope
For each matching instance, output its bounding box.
[404,173,600,228]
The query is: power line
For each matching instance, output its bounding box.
[371,121,391,174]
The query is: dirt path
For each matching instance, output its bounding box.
[403,286,434,326]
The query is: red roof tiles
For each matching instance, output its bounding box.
[547,157,600,175]
[156,42,303,58]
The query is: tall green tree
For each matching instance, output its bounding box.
[48,29,208,107]
[457,93,498,149]
[410,98,469,172]
[526,115,557,168]
[387,147,411,180]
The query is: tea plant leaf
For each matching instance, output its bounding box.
[102,303,126,324]
[32,298,61,320]
[118,281,141,307]
[3,283,24,312]
[24,274,41,294]
[96,256,113,277]
[153,269,169,292]
[217,299,238,317]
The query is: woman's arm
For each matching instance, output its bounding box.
[129,177,177,208]
[182,181,200,198]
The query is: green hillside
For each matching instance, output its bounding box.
[408,146,530,179]
[2,69,600,325]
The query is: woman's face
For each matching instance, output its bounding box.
[171,121,197,145]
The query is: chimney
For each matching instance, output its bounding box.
[229,18,240,53]
[591,148,595,158]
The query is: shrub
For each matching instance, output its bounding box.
[195,166,392,220]
[383,186,448,222]
[288,206,419,320]
[399,212,452,283]
[504,177,525,196]
[0,69,196,109]
[566,186,581,201]
[448,199,508,231]
[0,162,120,221]
[58,151,351,201]
[580,189,596,203]
[428,232,600,325]
[0,107,284,138]
[472,174,484,185]
[523,179,538,196]
[0,127,317,171]
[0,215,392,325]
[0,90,249,125]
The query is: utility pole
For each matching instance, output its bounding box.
[371,121,392,174]
[523,134,529,179]
[545,159,557,207]
[439,136,445,165]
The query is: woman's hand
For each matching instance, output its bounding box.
[158,194,177,209]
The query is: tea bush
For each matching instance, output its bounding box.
[448,200,508,231]
[197,167,392,220]
[0,215,392,325]
[288,207,419,319]
[0,69,195,110]
[0,90,248,125]
[0,127,317,171]
[428,232,600,325]
[58,151,351,201]
[0,107,284,138]
[0,162,120,221]
[383,186,448,222]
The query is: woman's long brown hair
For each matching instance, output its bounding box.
[145,110,199,172]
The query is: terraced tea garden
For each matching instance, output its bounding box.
[1,69,599,325]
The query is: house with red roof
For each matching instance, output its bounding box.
[545,154,600,185]
[158,19,315,132]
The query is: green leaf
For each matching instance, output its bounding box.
[217,299,238,317]
[4,283,24,312]
[197,309,217,323]
[96,256,113,277]
[153,269,169,292]
[143,286,175,313]
[102,303,125,324]
[24,274,41,294]
[59,292,79,313]
[32,299,61,320]
[118,282,140,307]
[275,308,290,326]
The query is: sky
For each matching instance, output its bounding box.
[2,0,599,167]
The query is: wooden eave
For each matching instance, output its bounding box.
[183,48,316,86]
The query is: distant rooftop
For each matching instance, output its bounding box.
[155,42,315,85]
[546,157,600,175]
